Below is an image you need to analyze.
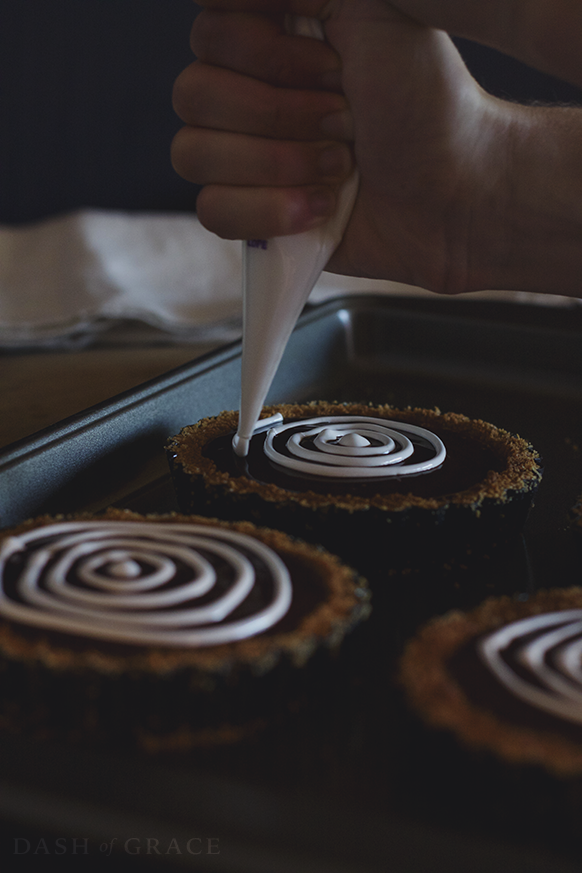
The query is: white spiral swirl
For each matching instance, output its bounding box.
[0,521,292,647]
[478,610,582,724]
[262,415,446,478]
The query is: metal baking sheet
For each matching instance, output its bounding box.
[2,294,582,872]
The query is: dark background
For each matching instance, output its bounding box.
[1,0,581,225]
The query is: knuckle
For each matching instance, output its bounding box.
[195,188,223,236]
[266,140,326,186]
[172,64,207,123]
[170,128,206,181]
[266,140,299,185]
[171,72,190,120]
[268,52,298,88]
[189,10,217,59]
[260,91,289,139]
[169,129,189,175]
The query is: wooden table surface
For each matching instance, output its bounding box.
[0,338,223,450]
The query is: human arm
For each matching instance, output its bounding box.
[387,0,582,90]
[171,0,582,296]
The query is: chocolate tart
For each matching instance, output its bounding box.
[166,402,542,576]
[0,508,370,752]
[400,588,582,776]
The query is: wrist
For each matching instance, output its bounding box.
[390,0,582,89]
[464,100,582,297]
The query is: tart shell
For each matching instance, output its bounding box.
[0,508,370,751]
[400,588,582,776]
[166,402,543,575]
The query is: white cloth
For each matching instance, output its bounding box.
[0,209,575,348]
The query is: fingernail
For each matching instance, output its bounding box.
[320,109,354,141]
[318,144,352,179]
[308,188,335,219]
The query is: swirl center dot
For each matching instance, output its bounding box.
[107,559,142,579]
[338,433,370,447]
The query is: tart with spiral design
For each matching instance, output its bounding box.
[166,402,542,575]
[400,588,582,775]
[0,508,369,751]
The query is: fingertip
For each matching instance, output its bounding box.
[194,184,338,240]
[276,185,336,235]
[169,127,190,178]
[194,186,240,239]
[306,187,337,222]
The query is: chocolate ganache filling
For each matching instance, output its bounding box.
[0,521,299,648]
[203,415,503,499]
[449,611,582,743]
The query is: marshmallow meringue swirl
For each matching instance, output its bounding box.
[479,610,582,724]
[262,415,446,479]
[0,521,292,647]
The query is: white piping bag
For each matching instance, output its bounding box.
[232,15,359,457]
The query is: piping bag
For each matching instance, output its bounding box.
[233,15,359,456]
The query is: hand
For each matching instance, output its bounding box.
[173,0,511,293]
[172,0,582,297]
[172,5,355,239]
